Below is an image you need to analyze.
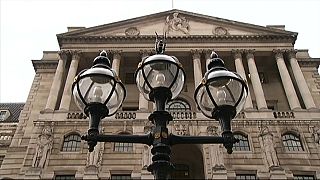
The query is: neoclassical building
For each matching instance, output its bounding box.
[0,9,320,179]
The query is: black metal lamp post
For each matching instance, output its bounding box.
[72,37,248,179]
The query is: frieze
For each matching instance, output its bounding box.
[57,34,296,45]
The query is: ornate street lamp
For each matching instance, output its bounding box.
[73,35,248,180]
[72,50,126,151]
[194,52,248,153]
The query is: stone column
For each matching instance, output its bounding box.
[274,50,301,110]
[204,49,213,69]
[138,50,150,111]
[59,50,81,110]
[111,50,122,75]
[246,50,268,109]
[45,51,68,111]
[191,49,202,89]
[232,49,253,109]
[287,50,317,109]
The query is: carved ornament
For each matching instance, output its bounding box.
[125,27,140,36]
[213,26,229,35]
[164,12,190,35]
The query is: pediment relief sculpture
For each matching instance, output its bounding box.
[164,12,190,35]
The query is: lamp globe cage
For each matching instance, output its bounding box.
[72,50,126,133]
[135,36,185,110]
[194,51,248,121]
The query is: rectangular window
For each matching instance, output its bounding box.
[114,142,133,152]
[236,174,257,180]
[111,174,132,180]
[54,175,75,180]
[293,175,315,180]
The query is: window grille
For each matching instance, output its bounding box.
[166,99,191,111]
[54,175,75,180]
[61,134,81,152]
[233,133,250,151]
[293,175,315,180]
[282,133,304,151]
[236,174,257,180]
[111,174,132,180]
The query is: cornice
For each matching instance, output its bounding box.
[298,59,320,68]
[32,60,58,73]
[57,34,296,47]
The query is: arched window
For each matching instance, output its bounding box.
[166,99,191,111]
[114,132,133,152]
[282,133,304,151]
[233,133,250,151]
[61,133,81,152]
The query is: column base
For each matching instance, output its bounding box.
[307,107,320,112]
[141,169,153,179]
[25,167,41,179]
[269,166,286,179]
[84,166,99,180]
[211,168,227,179]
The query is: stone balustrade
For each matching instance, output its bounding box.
[115,111,137,120]
[273,111,295,118]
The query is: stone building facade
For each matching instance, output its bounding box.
[0,9,320,179]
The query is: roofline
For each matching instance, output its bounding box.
[57,9,297,37]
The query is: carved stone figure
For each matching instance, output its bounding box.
[142,145,152,169]
[32,125,53,168]
[310,126,320,144]
[86,141,104,167]
[86,128,105,167]
[207,126,225,169]
[164,12,190,35]
[259,126,279,168]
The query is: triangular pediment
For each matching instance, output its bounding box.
[58,9,296,38]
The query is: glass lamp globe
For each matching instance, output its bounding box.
[72,51,126,117]
[135,54,185,102]
[194,52,248,120]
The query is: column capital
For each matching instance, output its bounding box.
[140,49,152,58]
[285,49,297,59]
[190,49,202,59]
[110,50,122,59]
[58,50,69,60]
[245,49,255,59]
[203,49,213,59]
[273,49,285,59]
[231,49,243,59]
[69,50,82,60]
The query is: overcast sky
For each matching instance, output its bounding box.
[1,0,319,103]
